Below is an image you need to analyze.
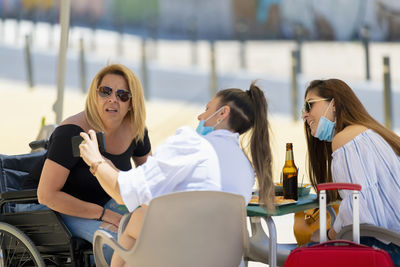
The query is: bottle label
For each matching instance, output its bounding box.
[283,173,298,200]
[286,151,293,161]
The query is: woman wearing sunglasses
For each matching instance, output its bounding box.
[22,64,152,263]
[302,79,400,264]
[79,81,274,267]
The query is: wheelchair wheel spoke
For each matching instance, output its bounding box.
[0,223,45,267]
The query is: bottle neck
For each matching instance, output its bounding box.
[285,150,294,162]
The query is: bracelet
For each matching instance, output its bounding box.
[327,229,332,240]
[97,207,106,221]
[90,160,105,175]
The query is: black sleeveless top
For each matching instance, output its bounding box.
[27,124,151,206]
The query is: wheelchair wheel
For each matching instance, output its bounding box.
[0,222,45,267]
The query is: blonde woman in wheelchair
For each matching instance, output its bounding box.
[79,82,275,267]
[19,64,152,265]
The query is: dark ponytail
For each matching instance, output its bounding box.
[217,81,274,212]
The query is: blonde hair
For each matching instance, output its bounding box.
[85,64,147,141]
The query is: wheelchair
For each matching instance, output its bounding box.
[0,138,93,266]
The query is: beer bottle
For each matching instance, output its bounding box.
[282,143,298,200]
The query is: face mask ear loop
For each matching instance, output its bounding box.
[213,118,223,128]
[205,106,225,122]
[323,100,334,119]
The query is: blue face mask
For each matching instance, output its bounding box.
[315,116,336,141]
[196,107,224,136]
[314,100,336,142]
[196,120,214,135]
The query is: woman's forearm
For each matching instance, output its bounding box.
[39,190,104,220]
[79,130,124,204]
[93,161,124,204]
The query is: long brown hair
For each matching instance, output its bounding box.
[217,81,274,212]
[85,64,147,141]
[304,79,400,201]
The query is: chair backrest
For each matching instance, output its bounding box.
[0,151,46,212]
[337,223,400,247]
[30,124,57,152]
[98,191,248,267]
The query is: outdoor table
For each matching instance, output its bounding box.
[245,194,319,267]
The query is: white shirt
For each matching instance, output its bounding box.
[203,129,255,204]
[331,129,400,233]
[118,127,254,212]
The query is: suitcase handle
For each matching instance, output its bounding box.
[317,183,361,192]
[318,182,362,244]
[310,240,367,248]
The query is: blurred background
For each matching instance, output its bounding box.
[2,0,400,40]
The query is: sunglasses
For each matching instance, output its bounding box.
[302,98,329,113]
[97,86,132,102]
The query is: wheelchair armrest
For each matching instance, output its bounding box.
[0,189,38,209]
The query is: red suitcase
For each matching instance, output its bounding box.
[284,183,394,267]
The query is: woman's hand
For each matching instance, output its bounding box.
[101,208,123,228]
[79,130,104,167]
[310,229,320,242]
[310,228,337,242]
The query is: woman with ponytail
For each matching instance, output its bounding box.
[78,81,273,267]
[210,82,274,211]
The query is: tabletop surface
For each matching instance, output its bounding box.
[247,194,318,217]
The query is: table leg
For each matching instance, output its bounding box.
[265,216,277,267]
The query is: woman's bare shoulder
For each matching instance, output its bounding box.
[332,125,369,152]
[60,112,89,131]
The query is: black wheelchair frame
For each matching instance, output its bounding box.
[0,148,93,266]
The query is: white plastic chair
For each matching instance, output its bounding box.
[337,223,400,247]
[93,191,249,267]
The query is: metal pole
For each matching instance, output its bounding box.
[48,8,57,48]
[295,25,303,74]
[190,19,198,66]
[91,28,96,51]
[191,38,198,67]
[291,50,298,122]
[117,31,124,57]
[141,37,149,100]
[53,0,71,124]
[150,19,158,61]
[209,40,217,97]
[362,26,370,81]
[79,37,87,94]
[383,56,392,129]
[239,38,246,70]
[236,21,247,70]
[15,17,20,44]
[24,34,34,89]
[0,15,3,41]
[48,23,53,48]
